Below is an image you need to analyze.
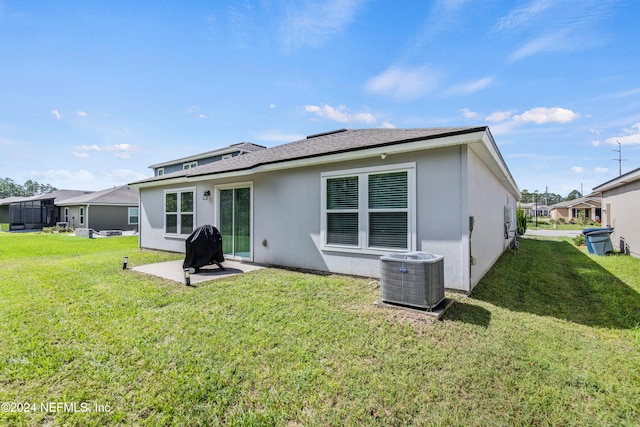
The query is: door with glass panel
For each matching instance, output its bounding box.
[219,186,251,259]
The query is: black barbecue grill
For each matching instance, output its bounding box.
[183,224,225,272]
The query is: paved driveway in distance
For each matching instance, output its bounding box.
[524,229,582,238]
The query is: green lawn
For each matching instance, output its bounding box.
[1,233,639,426]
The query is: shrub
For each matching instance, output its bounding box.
[41,225,73,234]
[516,207,527,235]
[573,234,586,246]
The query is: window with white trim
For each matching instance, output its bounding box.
[128,207,139,225]
[322,163,415,252]
[79,207,85,225]
[164,189,195,235]
[183,161,198,170]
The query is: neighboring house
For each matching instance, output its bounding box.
[593,167,640,257]
[149,142,266,177]
[4,190,93,231]
[130,127,520,293]
[518,202,550,218]
[549,196,602,223]
[56,185,140,231]
[0,197,24,231]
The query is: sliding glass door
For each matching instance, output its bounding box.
[219,186,251,259]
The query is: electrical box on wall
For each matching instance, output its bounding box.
[504,206,512,224]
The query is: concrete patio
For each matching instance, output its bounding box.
[131,259,264,285]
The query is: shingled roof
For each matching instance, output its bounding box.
[148,142,267,169]
[56,185,139,206]
[132,127,491,186]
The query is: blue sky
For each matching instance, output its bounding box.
[1,0,639,197]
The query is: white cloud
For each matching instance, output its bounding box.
[51,109,62,120]
[75,144,101,151]
[571,166,584,173]
[198,114,207,119]
[380,121,396,129]
[605,122,640,145]
[269,103,276,108]
[493,0,554,34]
[281,0,364,51]
[72,152,90,159]
[446,76,493,95]
[33,169,95,185]
[485,110,514,122]
[304,104,376,124]
[100,169,149,183]
[591,140,601,147]
[595,167,609,173]
[364,65,441,100]
[103,144,140,159]
[510,31,570,61]
[77,111,87,118]
[513,107,579,124]
[460,108,481,120]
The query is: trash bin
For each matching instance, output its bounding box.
[380,251,444,310]
[582,227,614,255]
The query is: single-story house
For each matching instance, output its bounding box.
[593,167,640,257]
[130,127,520,293]
[518,202,550,218]
[549,196,602,223]
[3,190,93,231]
[55,185,140,231]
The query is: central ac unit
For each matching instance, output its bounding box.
[380,251,444,310]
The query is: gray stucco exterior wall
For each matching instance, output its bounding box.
[602,180,640,257]
[138,144,518,293]
[64,205,138,231]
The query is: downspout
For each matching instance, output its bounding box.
[86,204,90,230]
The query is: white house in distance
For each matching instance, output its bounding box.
[130,127,520,293]
[593,167,640,257]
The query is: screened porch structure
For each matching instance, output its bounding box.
[9,198,57,230]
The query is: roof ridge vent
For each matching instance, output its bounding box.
[306,129,348,139]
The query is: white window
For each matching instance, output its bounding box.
[79,207,85,225]
[321,163,416,253]
[128,207,139,225]
[183,161,198,170]
[157,168,164,176]
[164,188,195,235]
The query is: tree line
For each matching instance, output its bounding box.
[519,189,583,205]
[0,178,58,199]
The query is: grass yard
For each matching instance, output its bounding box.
[0,233,639,426]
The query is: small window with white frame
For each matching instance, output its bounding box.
[128,207,139,225]
[321,162,416,253]
[183,161,198,170]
